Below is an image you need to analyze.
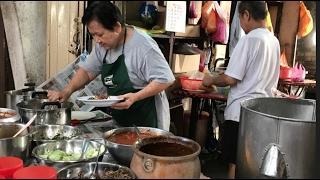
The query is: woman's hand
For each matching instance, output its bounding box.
[47,89,71,102]
[111,93,137,110]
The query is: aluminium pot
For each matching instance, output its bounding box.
[130,136,201,179]
[0,123,34,162]
[6,86,48,111]
[236,97,316,179]
[16,99,73,125]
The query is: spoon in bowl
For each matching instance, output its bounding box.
[133,124,142,143]
[13,114,37,138]
[89,143,103,179]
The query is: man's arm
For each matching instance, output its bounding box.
[202,73,238,88]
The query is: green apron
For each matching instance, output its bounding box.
[100,27,157,127]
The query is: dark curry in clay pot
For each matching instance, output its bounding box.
[130,136,201,179]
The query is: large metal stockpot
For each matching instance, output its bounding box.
[236,97,316,179]
[16,99,73,125]
[0,123,34,162]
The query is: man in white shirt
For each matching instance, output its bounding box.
[202,1,280,179]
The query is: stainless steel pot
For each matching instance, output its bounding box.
[0,108,21,123]
[6,88,49,111]
[130,136,201,179]
[0,123,34,162]
[16,99,73,125]
[236,97,316,179]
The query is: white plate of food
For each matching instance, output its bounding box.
[77,96,124,107]
[71,111,96,121]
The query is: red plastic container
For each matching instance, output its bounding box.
[279,66,293,81]
[0,175,5,179]
[179,76,203,91]
[0,156,24,179]
[13,165,57,179]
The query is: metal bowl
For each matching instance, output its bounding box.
[103,127,173,166]
[31,124,83,145]
[32,139,106,169]
[57,162,136,179]
[0,108,21,123]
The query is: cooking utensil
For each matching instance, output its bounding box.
[237,97,316,179]
[13,115,37,138]
[16,99,73,125]
[131,136,201,179]
[133,125,142,143]
[89,143,103,179]
[79,139,89,161]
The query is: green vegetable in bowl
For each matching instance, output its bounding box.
[38,145,105,161]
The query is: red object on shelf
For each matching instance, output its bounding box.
[279,66,293,80]
[13,165,57,179]
[179,76,203,91]
[0,156,24,179]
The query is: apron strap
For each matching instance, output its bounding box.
[102,26,127,64]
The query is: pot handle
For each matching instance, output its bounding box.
[24,82,36,87]
[143,158,154,173]
[32,91,48,99]
[259,143,288,178]
[21,87,35,92]
[41,101,61,109]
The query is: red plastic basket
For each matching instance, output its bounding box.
[179,76,203,91]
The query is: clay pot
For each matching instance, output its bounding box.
[130,136,201,179]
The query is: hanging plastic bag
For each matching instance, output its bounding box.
[297,1,313,38]
[206,6,217,33]
[211,2,227,43]
[201,1,213,29]
[201,1,217,33]
[292,62,306,82]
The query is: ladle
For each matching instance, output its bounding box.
[13,114,37,138]
[89,143,103,179]
[133,124,142,143]
[79,139,89,160]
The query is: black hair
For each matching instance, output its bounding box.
[81,1,124,31]
[238,1,267,21]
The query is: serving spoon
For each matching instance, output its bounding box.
[13,114,37,138]
[133,124,142,143]
[89,143,103,179]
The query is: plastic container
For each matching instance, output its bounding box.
[13,165,57,179]
[179,76,203,91]
[0,175,5,179]
[0,156,24,178]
